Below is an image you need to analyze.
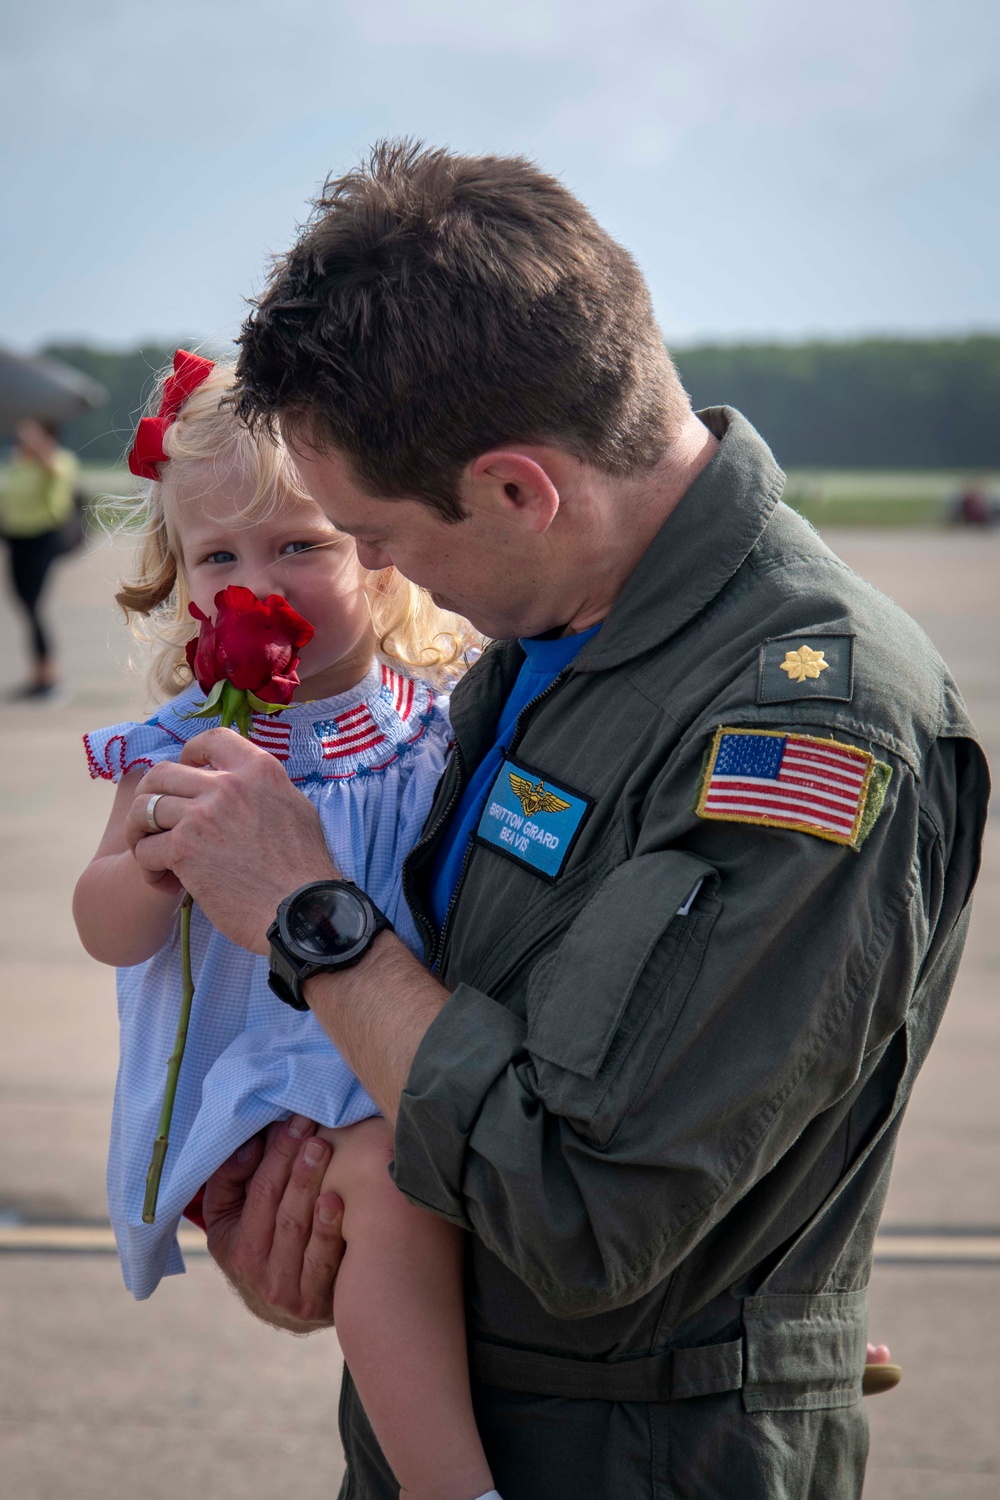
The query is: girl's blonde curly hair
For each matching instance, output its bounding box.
[112,361,475,701]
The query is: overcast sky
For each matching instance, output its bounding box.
[3,0,997,351]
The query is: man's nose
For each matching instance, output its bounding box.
[356,540,391,571]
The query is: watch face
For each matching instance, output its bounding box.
[287,886,371,959]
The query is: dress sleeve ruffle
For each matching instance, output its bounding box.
[83,717,187,782]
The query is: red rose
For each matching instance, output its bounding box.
[185,586,315,704]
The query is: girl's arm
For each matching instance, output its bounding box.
[74,770,185,966]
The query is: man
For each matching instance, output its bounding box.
[130,143,988,1498]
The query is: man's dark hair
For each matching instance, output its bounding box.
[235,140,690,521]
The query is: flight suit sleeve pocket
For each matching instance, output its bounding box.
[742,1290,867,1411]
[526,850,717,1081]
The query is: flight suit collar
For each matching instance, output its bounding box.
[574,407,785,673]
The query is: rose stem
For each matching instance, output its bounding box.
[142,685,241,1224]
[141,892,194,1223]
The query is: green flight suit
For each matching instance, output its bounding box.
[337,409,989,1499]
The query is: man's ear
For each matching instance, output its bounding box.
[467,449,561,535]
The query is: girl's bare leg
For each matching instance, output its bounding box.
[316,1117,494,1500]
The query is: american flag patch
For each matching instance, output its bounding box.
[248,714,291,762]
[696,727,878,847]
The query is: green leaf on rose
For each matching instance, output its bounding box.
[246,692,288,714]
[180,678,226,720]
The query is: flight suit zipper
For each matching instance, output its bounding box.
[402,743,468,962]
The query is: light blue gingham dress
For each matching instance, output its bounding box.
[83,661,450,1299]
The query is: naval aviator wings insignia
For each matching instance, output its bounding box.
[508,772,573,817]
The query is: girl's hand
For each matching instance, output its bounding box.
[128,729,337,954]
[74,769,186,965]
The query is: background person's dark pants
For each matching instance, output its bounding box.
[5,528,63,667]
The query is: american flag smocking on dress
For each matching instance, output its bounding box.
[312,665,424,776]
[314,702,386,761]
[696,727,875,846]
[381,663,416,719]
[248,715,292,761]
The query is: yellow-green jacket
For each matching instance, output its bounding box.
[0,450,78,538]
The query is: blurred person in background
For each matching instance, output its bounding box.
[0,417,78,700]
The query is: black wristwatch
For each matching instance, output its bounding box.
[266,880,394,1011]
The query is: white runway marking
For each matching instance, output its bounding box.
[2,1223,999,1262]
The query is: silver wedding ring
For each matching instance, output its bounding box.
[145,794,166,834]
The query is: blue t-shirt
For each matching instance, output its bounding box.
[429,624,602,934]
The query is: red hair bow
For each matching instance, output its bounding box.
[127,349,216,480]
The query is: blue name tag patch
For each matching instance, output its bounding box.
[475,758,592,881]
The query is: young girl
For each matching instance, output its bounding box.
[73,354,500,1500]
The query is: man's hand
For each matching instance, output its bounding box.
[127,729,336,953]
[202,1115,346,1333]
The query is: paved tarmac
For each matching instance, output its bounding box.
[0,529,997,1498]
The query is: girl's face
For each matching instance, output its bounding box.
[168,463,379,701]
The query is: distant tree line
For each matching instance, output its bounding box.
[672,337,1000,469]
[46,334,1000,470]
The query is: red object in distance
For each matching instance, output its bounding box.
[186,586,315,704]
